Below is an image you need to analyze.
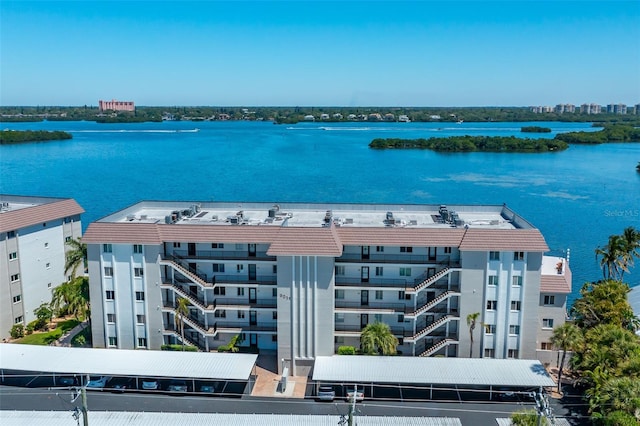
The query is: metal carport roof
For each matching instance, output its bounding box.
[313,356,555,387]
[0,412,463,426]
[0,344,257,381]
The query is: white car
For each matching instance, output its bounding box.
[86,376,111,389]
[141,379,159,390]
[346,388,364,402]
[317,386,336,401]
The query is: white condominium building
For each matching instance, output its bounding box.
[83,202,570,375]
[0,195,84,340]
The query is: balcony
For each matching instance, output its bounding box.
[335,277,409,288]
[334,324,413,337]
[336,254,461,265]
[212,274,277,285]
[334,301,406,313]
[172,249,276,262]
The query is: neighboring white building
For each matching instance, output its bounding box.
[83,202,570,375]
[0,195,84,340]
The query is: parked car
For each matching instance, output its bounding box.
[107,377,133,393]
[57,376,76,386]
[166,380,188,393]
[317,386,336,401]
[86,376,111,389]
[199,385,215,393]
[346,388,364,402]
[141,379,159,390]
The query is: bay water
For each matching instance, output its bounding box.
[1,120,639,305]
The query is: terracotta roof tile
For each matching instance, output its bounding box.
[82,223,162,245]
[459,229,549,251]
[267,226,343,256]
[0,199,84,233]
[541,265,572,294]
[158,224,281,244]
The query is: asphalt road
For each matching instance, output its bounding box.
[0,385,589,426]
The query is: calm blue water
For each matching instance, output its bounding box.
[2,120,639,305]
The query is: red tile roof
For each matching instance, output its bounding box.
[267,226,343,256]
[82,223,162,245]
[157,224,281,244]
[458,229,549,252]
[0,199,84,233]
[541,264,572,294]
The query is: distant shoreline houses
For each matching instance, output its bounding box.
[531,103,639,115]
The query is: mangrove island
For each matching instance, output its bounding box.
[0,130,73,145]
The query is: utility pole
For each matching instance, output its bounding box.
[80,385,89,426]
[348,385,357,426]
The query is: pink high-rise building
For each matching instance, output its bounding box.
[99,99,135,112]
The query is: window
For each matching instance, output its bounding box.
[376,246,384,252]
[335,289,345,299]
[398,291,405,300]
[136,315,145,324]
[510,300,522,311]
[374,314,383,322]
[214,286,226,295]
[9,251,17,260]
[543,295,555,305]
[271,335,278,342]
[12,295,21,303]
[399,267,411,276]
[44,242,49,248]
[236,264,244,272]
[7,230,16,238]
[14,316,23,324]
[541,342,553,350]
[105,290,115,300]
[272,311,278,320]
[213,264,225,273]
[238,311,245,319]
[235,244,244,250]
[444,247,452,254]
[237,287,245,296]
[488,275,499,286]
[272,265,277,274]
[512,276,523,286]
[335,313,345,323]
[542,318,554,329]
[10,273,19,282]
[108,337,117,346]
[489,251,500,261]
[173,242,181,248]
[134,267,144,277]
[65,236,71,242]
[104,267,113,277]
[486,300,497,310]
[398,314,405,323]
[133,244,143,254]
[103,244,112,253]
[508,349,519,358]
[272,288,277,297]
[135,291,145,301]
[107,313,116,323]
[45,262,51,269]
[484,348,495,358]
[509,325,520,335]
[47,282,52,289]
[514,251,524,261]
[214,310,226,318]
[485,324,496,334]
[211,243,224,248]
[375,267,384,276]
[137,338,147,347]
[43,222,47,227]
[375,290,383,300]
[400,246,413,253]
[335,266,345,275]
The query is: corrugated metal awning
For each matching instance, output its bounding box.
[313,356,555,387]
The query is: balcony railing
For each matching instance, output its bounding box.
[336,254,461,265]
[335,277,409,288]
[334,301,407,312]
[334,324,413,337]
[212,275,277,285]
[172,249,276,261]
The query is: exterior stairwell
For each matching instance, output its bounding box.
[160,257,212,288]
[407,290,461,318]
[418,338,459,357]
[406,315,459,343]
[160,282,214,311]
[408,267,452,293]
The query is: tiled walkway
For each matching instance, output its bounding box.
[250,355,307,398]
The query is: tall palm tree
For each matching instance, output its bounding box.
[595,235,629,280]
[51,276,90,320]
[466,312,480,357]
[174,298,189,351]
[360,322,398,355]
[550,323,583,394]
[64,237,87,279]
[621,226,640,270]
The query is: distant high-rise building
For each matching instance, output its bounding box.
[554,104,575,114]
[99,99,135,112]
[607,104,627,114]
[580,103,601,114]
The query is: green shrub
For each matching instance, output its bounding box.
[217,344,230,352]
[161,344,197,352]
[10,324,24,339]
[337,346,356,355]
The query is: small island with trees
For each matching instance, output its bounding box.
[521,126,551,133]
[370,124,640,153]
[0,130,72,144]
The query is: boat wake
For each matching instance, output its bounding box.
[68,129,200,133]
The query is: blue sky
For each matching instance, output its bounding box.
[1,1,639,106]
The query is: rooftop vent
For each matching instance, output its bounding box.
[384,211,395,226]
[126,214,135,221]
